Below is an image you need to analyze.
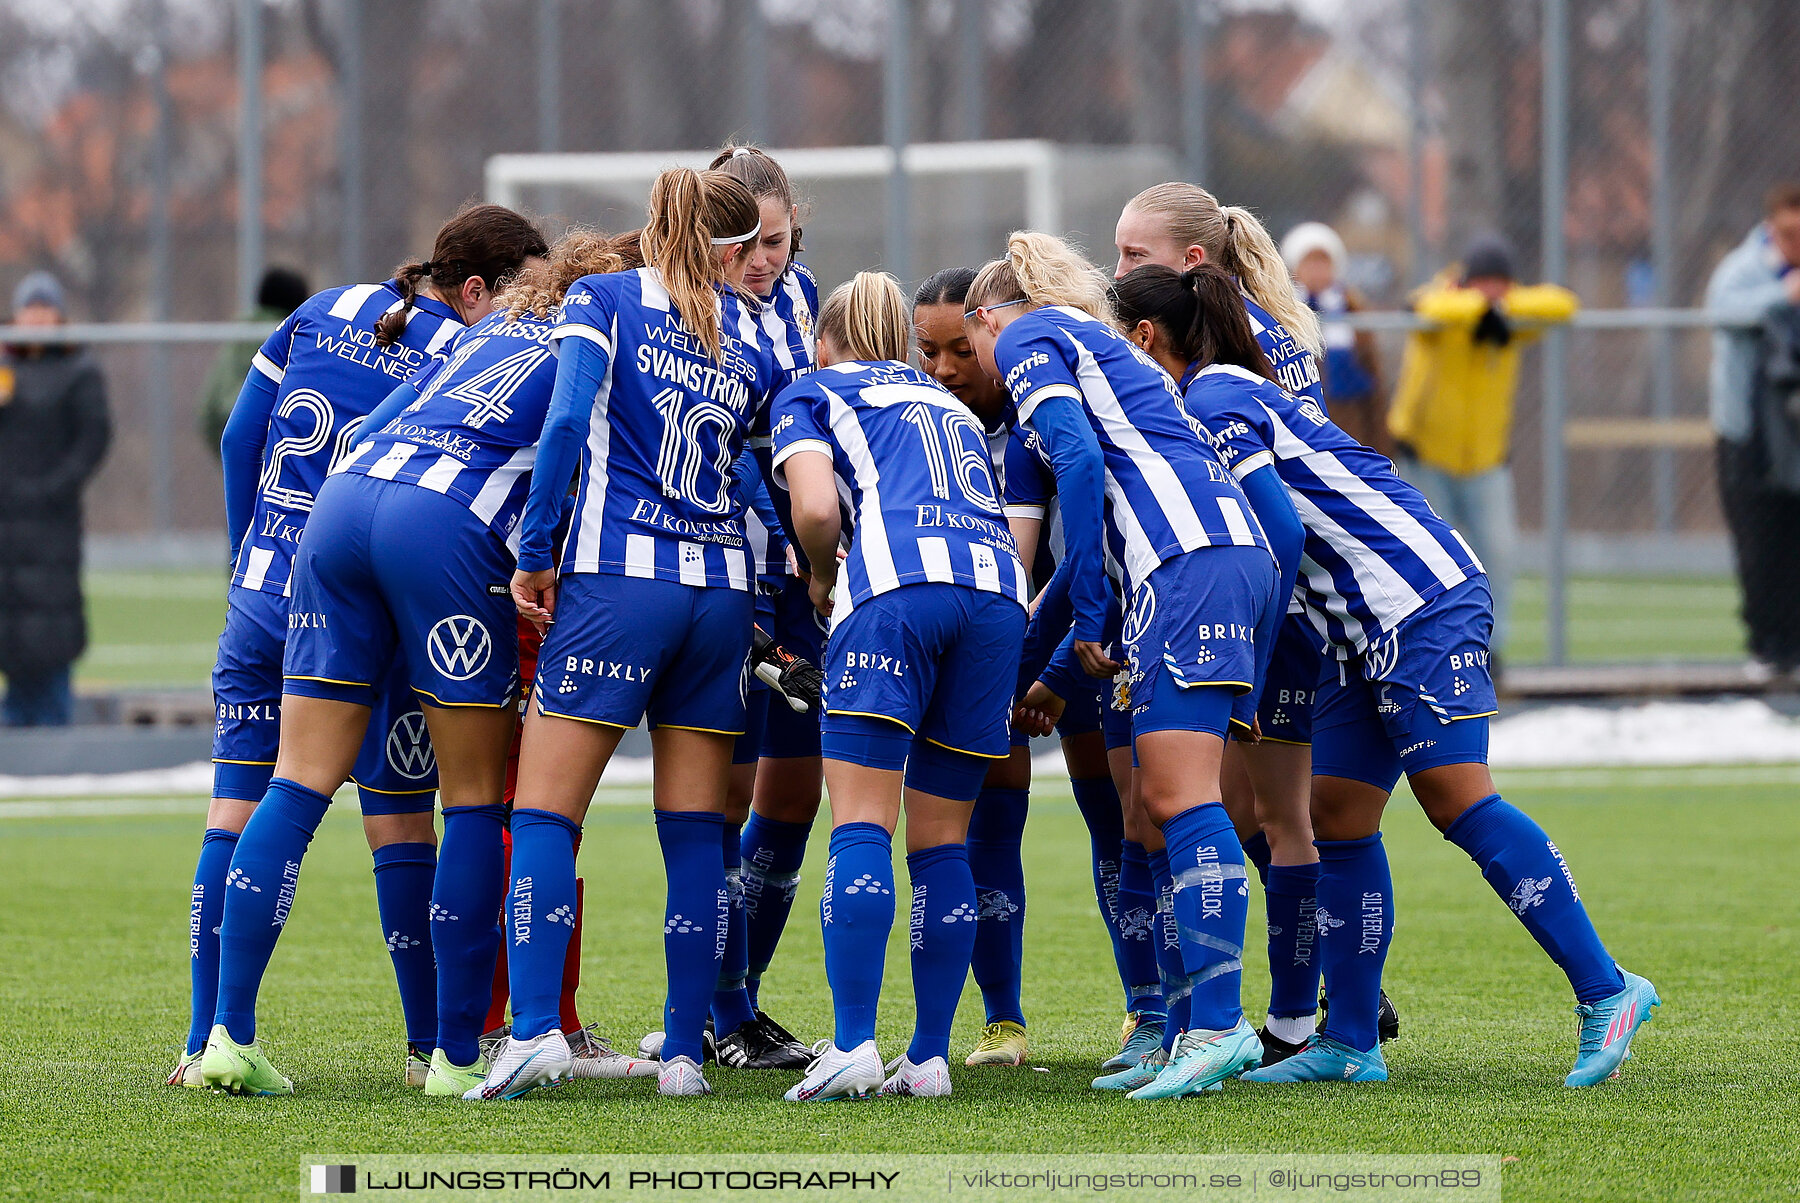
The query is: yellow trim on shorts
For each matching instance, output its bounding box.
[349,779,437,796]
[414,686,514,710]
[1251,735,1312,747]
[530,697,631,729]
[284,674,373,688]
[924,736,1008,761]
[823,708,916,735]
[211,757,276,766]
[1228,717,1256,736]
[1443,709,1500,721]
[651,723,746,736]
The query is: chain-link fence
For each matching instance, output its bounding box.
[3,0,1798,682]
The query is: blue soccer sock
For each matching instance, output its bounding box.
[1264,862,1322,1020]
[1163,802,1249,1034]
[821,822,896,1051]
[373,840,438,1051]
[431,804,506,1066]
[1444,794,1625,1004]
[506,808,580,1041]
[1149,848,1190,1049]
[1117,840,1166,1018]
[184,828,239,1055]
[1241,829,1273,888]
[1315,832,1393,1052]
[656,810,729,1064]
[967,786,1028,1027]
[1070,777,1130,1002]
[905,842,978,1064]
[213,778,331,1044]
[712,820,756,1037]
[740,812,811,1008]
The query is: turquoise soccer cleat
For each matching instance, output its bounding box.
[1126,1020,1262,1100]
[1101,1012,1167,1071]
[1239,1034,1388,1083]
[1565,970,1660,1087]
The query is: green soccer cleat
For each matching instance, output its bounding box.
[964,1021,1028,1067]
[423,1048,489,1097]
[199,1024,293,1096]
[1126,1019,1262,1100]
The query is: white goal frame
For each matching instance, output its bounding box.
[485,139,1063,234]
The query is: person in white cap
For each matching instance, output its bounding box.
[1280,222,1388,454]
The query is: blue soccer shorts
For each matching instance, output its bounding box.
[1121,544,1277,739]
[1253,611,1325,745]
[284,472,519,711]
[211,584,436,810]
[1311,576,1500,792]
[534,572,754,734]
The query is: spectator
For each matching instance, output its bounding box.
[1281,221,1389,454]
[1705,184,1800,674]
[1387,235,1578,653]
[0,271,112,726]
[198,267,309,457]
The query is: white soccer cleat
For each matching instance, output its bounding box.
[165,1049,204,1088]
[404,1042,431,1089]
[784,1039,884,1102]
[462,1030,573,1101]
[637,1030,665,1059]
[657,1054,713,1097]
[568,1023,658,1079]
[879,1053,952,1098]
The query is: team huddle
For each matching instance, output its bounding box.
[170,145,1659,1105]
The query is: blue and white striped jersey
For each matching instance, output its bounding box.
[995,305,1269,593]
[338,309,560,551]
[757,263,819,386]
[1245,293,1323,404]
[999,425,1071,576]
[232,281,462,595]
[770,360,1027,619]
[733,450,790,580]
[536,267,789,590]
[1184,362,1482,655]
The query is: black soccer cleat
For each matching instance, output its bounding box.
[1256,1026,1308,1067]
[1317,989,1402,1043]
[751,626,824,713]
[715,1010,813,1070]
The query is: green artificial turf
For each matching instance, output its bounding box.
[2,770,1795,1200]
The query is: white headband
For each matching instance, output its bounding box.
[711,222,762,245]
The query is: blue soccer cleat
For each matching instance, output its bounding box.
[1126,1020,1262,1100]
[1565,970,1659,1087]
[1239,1034,1388,1083]
[1101,1011,1167,1071]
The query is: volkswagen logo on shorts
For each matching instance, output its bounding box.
[1119,580,1157,648]
[427,615,492,681]
[386,711,436,780]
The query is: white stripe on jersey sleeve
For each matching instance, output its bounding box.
[1015,383,1083,425]
[241,546,275,592]
[1003,503,1047,520]
[570,314,620,570]
[724,547,748,591]
[918,537,954,583]
[1217,496,1257,546]
[423,318,460,355]
[328,283,385,319]
[760,305,797,372]
[770,438,832,479]
[551,322,615,359]
[415,453,463,494]
[677,541,707,586]
[822,384,900,594]
[251,351,286,383]
[970,543,1001,593]
[624,533,657,578]
[367,442,418,480]
[470,448,535,526]
[1228,449,1276,479]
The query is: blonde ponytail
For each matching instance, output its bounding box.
[498,227,625,321]
[641,167,760,362]
[817,271,911,363]
[1125,183,1323,354]
[1216,205,1323,355]
[965,231,1114,327]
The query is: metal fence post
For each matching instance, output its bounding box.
[1179,0,1208,184]
[1406,0,1429,286]
[1541,0,1570,665]
[1648,0,1677,533]
[237,0,264,316]
[149,0,175,536]
[537,0,561,153]
[743,0,770,144]
[884,0,912,283]
[339,0,365,281]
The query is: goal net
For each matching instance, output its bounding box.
[485,139,1180,290]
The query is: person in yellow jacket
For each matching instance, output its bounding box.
[1388,235,1578,651]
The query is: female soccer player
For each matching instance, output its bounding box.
[190,205,548,1095]
[913,265,1148,1070]
[773,271,1026,1102]
[1115,263,1659,1086]
[471,167,782,1102]
[1113,184,1376,1062]
[963,232,1284,1099]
